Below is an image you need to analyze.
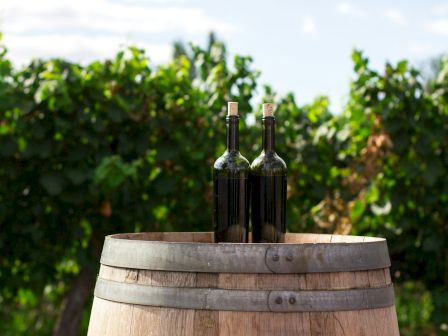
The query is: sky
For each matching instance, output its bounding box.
[0,0,447,112]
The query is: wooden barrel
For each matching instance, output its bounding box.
[88,232,399,336]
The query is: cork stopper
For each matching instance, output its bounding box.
[262,103,274,117]
[227,102,238,116]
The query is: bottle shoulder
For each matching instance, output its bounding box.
[214,151,250,173]
[250,151,287,175]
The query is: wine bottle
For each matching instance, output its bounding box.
[250,103,287,243]
[213,102,250,243]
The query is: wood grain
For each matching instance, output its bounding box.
[194,273,219,336]
[306,234,335,336]
[218,273,258,336]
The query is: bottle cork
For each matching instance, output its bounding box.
[227,102,238,116]
[262,103,274,117]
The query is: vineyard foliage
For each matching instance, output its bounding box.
[0,34,447,335]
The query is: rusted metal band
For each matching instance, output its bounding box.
[100,235,390,273]
[94,277,395,312]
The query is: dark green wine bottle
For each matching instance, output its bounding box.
[250,103,287,243]
[213,102,250,243]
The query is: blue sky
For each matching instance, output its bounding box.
[1,0,447,111]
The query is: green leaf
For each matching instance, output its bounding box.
[107,107,126,123]
[422,158,443,186]
[153,176,177,195]
[157,142,179,160]
[0,138,17,156]
[366,183,379,203]
[352,50,368,72]
[422,234,443,252]
[190,150,204,160]
[153,205,168,221]
[396,60,408,75]
[34,80,58,105]
[39,172,66,195]
[94,155,137,192]
[65,167,91,185]
[350,200,366,222]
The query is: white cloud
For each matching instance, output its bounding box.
[427,19,448,36]
[1,0,238,35]
[2,33,172,66]
[432,3,448,16]
[302,16,316,34]
[383,9,407,26]
[409,43,436,57]
[336,2,365,18]
[337,2,352,14]
[0,0,237,64]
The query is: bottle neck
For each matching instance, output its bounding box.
[226,116,239,152]
[262,117,275,152]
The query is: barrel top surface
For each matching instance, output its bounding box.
[106,232,385,244]
[100,232,390,274]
